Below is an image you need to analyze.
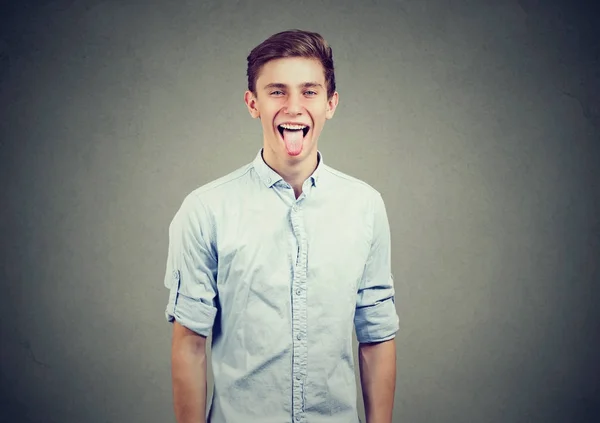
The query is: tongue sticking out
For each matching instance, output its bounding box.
[282,129,304,156]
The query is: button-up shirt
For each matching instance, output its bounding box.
[164,149,399,423]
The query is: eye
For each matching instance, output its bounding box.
[304,90,317,96]
[270,90,284,96]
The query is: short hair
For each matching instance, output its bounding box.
[246,29,336,99]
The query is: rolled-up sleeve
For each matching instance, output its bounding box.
[164,193,218,337]
[354,192,400,344]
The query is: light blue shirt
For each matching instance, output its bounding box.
[164,149,399,423]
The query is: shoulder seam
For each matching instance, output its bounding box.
[322,165,381,194]
[189,163,254,199]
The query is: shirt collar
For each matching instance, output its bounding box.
[252,148,324,188]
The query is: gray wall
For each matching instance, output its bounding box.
[1,1,598,422]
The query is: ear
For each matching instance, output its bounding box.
[244,90,260,119]
[325,91,339,120]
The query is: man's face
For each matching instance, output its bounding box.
[245,57,338,164]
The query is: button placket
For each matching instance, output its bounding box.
[290,202,308,421]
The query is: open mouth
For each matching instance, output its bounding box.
[277,124,310,138]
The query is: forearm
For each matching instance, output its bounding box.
[358,338,396,423]
[171,323,209,423]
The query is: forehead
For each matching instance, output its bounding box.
[256,57,326,87]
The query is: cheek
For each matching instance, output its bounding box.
[259,111,274,126]
[311,114,327,128]
[263,107,281,123]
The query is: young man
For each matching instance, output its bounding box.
[164,29,399,423]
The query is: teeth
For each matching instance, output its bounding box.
[280,123,307,130]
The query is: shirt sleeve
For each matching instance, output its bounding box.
[354,192,400,344]
[164,193,219,337]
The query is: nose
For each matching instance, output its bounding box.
[284,94,302,115]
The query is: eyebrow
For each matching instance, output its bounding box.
[263,82,324,90]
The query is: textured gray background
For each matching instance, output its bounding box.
[1,0,599,422]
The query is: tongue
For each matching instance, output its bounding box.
[282,129,303,156]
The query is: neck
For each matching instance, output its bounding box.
[262,147,318,196]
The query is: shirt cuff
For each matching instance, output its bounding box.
[354,298,399,344]
[165,287,217,337]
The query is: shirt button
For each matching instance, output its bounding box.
[295,415,301,421]
[172,270,179,279]
[296,334,302,340]
[296,374,301,380]
[295,288,301,295]
[292,205,298,211]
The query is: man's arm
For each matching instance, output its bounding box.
[171,321,209,423]
[354,192,399,423]
[358,338,396,423]
[165,194,219,422]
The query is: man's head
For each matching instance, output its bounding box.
[244,30,339,165]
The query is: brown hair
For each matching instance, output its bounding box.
[246,29,336,99]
